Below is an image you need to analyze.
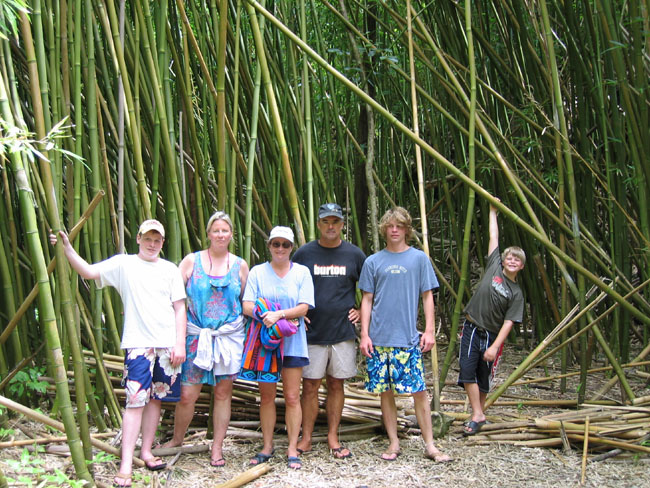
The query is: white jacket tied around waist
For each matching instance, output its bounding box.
[187,315,245,375]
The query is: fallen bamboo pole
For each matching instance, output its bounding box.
[0,394,143,467]
[485,286,605,409]
[513,361,650,387]
[0,432,114,449]
[535,419,647,439]
[214,463,272,488]
[566,434,650,454]
[581,417,589,484]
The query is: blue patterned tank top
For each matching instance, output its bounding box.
[186,251,243,332]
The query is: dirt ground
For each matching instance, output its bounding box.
[2,343,649,487]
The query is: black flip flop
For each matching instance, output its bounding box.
[463,420,486,436]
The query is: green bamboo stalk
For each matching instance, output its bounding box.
[539,0,589,402]
[215,0,228,210]
[440,0,478,389]
[244,0,305,243]
[300,0,314,240]
[247,0,650,327]
[243,9,265,264]
[0,67,93,484]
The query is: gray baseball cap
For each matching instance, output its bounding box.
[318,203,343,219]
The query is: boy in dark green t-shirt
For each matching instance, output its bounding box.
[458,203,525,436]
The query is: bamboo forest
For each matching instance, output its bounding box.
[0,0,649,486]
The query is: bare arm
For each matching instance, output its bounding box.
[419,289,436,352]
[483,319,513,362]
[178,253,195,284]
[238,259,250,300]
[242,301,255,318]
[487,203,499,256]
[49,230,100,280]
[262,303,309,327]
[170,299,187,367]
[359,291,374,357]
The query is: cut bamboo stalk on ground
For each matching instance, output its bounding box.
[214,463,273,488]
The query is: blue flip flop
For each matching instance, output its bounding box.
[249,450,274,466]
[287,456,302,470]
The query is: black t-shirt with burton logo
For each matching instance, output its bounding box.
[293,240,366,345]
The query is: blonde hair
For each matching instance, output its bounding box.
[502,246,526,265]
[379,207,413,241]
[206,211,233,234]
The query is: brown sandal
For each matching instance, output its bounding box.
[380,449,401,461]
[113,472,132,487]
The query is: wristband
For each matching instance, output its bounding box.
[281,311,286,319]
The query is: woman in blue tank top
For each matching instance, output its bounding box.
[161,211,249,468]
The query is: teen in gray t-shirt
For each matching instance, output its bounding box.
[358,247,438,347]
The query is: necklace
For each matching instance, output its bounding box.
[207,249,230,275]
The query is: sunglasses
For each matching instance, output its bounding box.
[271,241,292,249]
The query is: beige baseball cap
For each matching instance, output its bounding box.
[138,219,165,238]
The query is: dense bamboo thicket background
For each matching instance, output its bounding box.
[1,0,649,482]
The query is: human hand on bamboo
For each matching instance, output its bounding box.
[49,229,71,248]
[489,197,500,214]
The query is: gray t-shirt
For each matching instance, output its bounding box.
[463,248,524,334]
[358,247,439,348]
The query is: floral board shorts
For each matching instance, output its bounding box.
[364,345,426,394]
[123,348,181,408]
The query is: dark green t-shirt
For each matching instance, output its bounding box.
[463,248,524,334]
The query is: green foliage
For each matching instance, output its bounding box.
[0,427,15,440]
[0,118,84,166]
[5,448,89,487]
[89,451,117,464]
[8,367,47,404]
[0,0,28,40]
[5,448,46,480]
[40,468,87,488]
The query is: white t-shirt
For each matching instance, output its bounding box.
[95,254,186,349]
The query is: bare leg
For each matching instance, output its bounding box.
[297,377,322,453]
[379,390,400,460]
[464,382,487,424]
[163,384,203,448]
[117,405,145,476]
[258,381,277,456]
[210,379,233,465]
[325,376,349,456]
[139,399,163,463]
[413,391,451,462]
[282,367,303,460]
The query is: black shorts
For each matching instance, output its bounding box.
[457,320,503,393]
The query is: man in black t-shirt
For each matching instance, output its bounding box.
[294,203,366,459]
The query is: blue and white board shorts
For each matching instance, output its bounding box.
[123,347,181,408]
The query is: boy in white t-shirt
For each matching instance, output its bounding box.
[51,220,186,487]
